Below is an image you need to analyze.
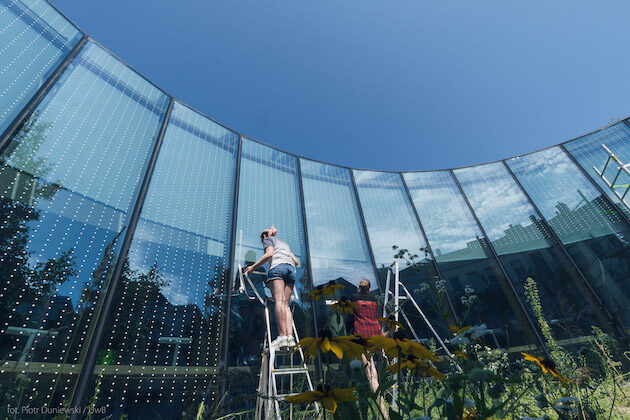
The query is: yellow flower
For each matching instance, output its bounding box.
[306,285,325,301]
[464,406,477,419]
[331,297,356,315]
[338,335,369,360]
[285,383,357,413]
[454,350,468,360]
[522,353,570,388]
[387,355,446,380]
[449,325,472,335]
[297,330,355,359]
[306,281,344,301]
[417,363,447,381]
[377,315,405,331]
[322,280,344,296]
[368,331,438,362]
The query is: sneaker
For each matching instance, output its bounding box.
[270,335,287,348]
[283,336,296,347]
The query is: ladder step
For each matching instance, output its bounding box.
[275,392,305,398]
[272,367,309,375]
[264,346,296,353]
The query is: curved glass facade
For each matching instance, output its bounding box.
[1,1,629,418]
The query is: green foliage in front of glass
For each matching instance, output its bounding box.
[207,245,630,419]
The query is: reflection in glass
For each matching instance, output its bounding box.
[507,147,630,329]
[93,102,238,416]
[354,170,449,337]
[454,162,610,341]
[300,159,376,290]
[227,138,314,411]
[0,0,82,135]
[563,123,630,218]
[0,41,169,411]
[403,171,534,347]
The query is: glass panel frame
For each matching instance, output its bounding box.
[454,161,611,341]
[92,101,239,415]
[403,170,536,348]
[0,0,83,135]
[0,40,170,411]
[507,146,630,329]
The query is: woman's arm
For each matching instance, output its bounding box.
[290,252,299,267]
[244,246,273,275]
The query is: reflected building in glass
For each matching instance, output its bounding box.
[1,1,630,418]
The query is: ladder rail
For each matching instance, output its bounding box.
[594,143,630,211]
[386,261,463,373]
[238,265,317,419]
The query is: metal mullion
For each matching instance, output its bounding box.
[68,97,174,418]
[296,157,323,379]
[0,35,88,154]
[399,173,459,324]
[349,169,382,293]
[450,170,547,352]
[558,144,630,227]
[501,160,627,341]
[219,135,242,398]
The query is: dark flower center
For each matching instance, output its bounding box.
[318,329,333,339]
[352,336,367,346]
[393,330,407,340]
[541,357,557,371]
[316,383,331,393]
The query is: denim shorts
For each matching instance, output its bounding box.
[267,263,296,285]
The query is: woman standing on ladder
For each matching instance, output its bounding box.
[244,225,299,348]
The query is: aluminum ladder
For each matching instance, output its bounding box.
[593,143,630,211]
[383,261,462,373]
[237,265,317,420]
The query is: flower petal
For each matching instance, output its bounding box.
[321,397,337,412]
[330,342,344,359]
[284,390,319,404]
[330,388,357,402]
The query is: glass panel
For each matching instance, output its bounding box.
[226,138,314,411]
[91,102,238,416]
[0,0,82,135]
[507,147,630,329]
[454,162,610,342]
[403,170,534,347]
[300,159,376,291]
[563,123,630,218]
[0,41,169,411]
[354,170,449,338]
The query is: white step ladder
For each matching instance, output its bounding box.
[383,261,462,373]
[237,265,318,420]
[593,143,630,211]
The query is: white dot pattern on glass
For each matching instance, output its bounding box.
[0,40,168,407]
[353,169,427,268]
[563,123,630,219]
[0,0,82,135]
[506,146,630,326]
[300,158,376,287]
[97,102,238,410]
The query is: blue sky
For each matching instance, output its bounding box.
[52,0,630,171]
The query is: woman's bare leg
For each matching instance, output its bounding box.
[363,353,388,417]
[283,282,294,336]
[269,279,288,336]
[361,353,379,393]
